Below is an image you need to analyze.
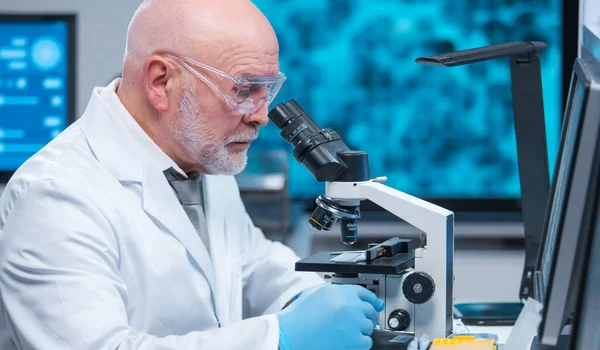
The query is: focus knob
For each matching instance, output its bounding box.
[402,272,435,305]
[387,309,411,331]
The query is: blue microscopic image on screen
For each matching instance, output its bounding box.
[248,0,562,200]
[0,20,69,171]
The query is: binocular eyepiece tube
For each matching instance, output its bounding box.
[268,100,370,245]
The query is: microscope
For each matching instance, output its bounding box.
[268,100,455,348]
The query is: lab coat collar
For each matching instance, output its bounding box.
[80,80,217,294]
[82,79,187,180]
[80,80,144,182]
[109,81,187,177]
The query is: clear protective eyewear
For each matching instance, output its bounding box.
[170,55,286,115]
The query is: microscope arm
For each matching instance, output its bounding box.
[325,180,454,239]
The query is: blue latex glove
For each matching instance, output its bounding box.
[276,283,385,350]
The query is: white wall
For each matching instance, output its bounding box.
[0,0,142,117]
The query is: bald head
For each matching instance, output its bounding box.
[122,0,279,84]
[116,0,279,175]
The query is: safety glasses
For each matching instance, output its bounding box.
[170,55,286,115]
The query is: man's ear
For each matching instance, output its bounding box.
[143,56,174,113]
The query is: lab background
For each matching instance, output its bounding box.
[0,0,581,304]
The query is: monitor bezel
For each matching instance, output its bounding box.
[536,57,600,346]
[533,61,581,304]
[572,177,600,349]
[0,13,76,184]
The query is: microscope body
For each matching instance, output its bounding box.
[324,180,454,341]
[268,100,455,343]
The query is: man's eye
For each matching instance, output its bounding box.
[234,85,265,101]
[235,87,251,98]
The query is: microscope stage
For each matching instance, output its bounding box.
[295,251,415,275]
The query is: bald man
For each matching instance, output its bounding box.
[0,1,385,349]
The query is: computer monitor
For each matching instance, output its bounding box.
[571,170,600,348]
[534,57,600,346]
[248,0,567,213]
[0,14,76,183]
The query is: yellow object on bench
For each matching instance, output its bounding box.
[429,336,497,350]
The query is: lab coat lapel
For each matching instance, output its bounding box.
[141,167,217,291]
[202,175,229,325]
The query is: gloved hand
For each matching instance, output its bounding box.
[276,283,385,350]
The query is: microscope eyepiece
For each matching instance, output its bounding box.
[268,100,351,182]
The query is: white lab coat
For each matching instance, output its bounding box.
[0,82,323,349]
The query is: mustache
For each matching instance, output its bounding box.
[226,125,259,143]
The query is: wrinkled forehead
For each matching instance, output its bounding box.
[230,56,280,79]
[188,16,280,78]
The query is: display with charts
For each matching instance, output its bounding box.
[247,0,563,205]
[0,16,74,175]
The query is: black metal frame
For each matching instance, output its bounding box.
[562,0,580,117]
[0,13,77,184]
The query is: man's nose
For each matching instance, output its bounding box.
[243,104,269,126]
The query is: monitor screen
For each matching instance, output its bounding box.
[248,0,563,208]
[0,15,75,182]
